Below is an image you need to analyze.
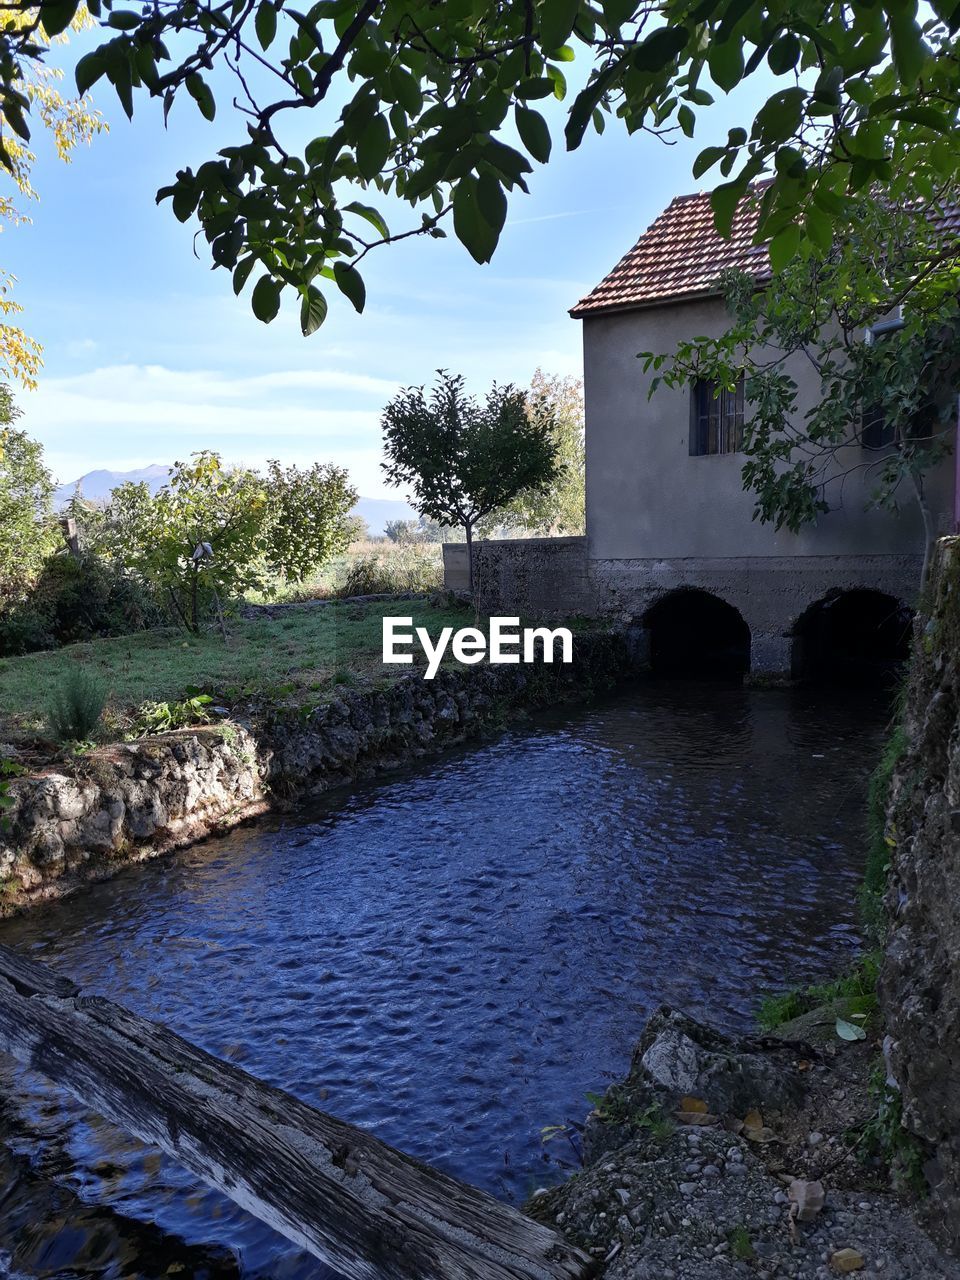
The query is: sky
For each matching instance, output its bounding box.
[5,31,773,499]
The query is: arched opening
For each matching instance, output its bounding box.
[791,590,913,685]
[641,589,751,679]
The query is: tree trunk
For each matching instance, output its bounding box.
[0,946,593,1280]
[465,521,474,599]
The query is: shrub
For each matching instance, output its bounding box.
[132,690,213,736]
[46,666,108,742]
[0,552,163,656]
[338,546,443,597]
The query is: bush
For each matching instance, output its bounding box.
[338,546,443,597]
[47,666,108,742]
[0,552,162,656]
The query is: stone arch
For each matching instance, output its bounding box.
[639,587,751,678]
[791,588,913,684]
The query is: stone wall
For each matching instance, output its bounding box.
[880,536,960,1250]
[0,631,633,912]
[444,537,922,677]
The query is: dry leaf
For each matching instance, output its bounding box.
[830,1247,865,1273]
[743,1108,763,1130]
[679,1095,708,1113]
[744,1125,778,1144]
[675,1110,719,1126]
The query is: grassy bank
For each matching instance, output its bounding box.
[0,599,475,737]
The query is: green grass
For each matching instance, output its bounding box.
[0,600,475,735]
[756,949,882,1032]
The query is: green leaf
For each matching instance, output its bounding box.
[186,73,216,122]
[888,4,928,84]
[835,1017,867,1042]
[477,172,507,236]
[453,175,497,264]
[232,256,257,295]
[708,38,745,92]
[356,113,390,180]
[75,51,106,94]
[333,260,366,313]
[678,104,695,137]
[515,105,551,163]
[300,285,328,335]
[344,200,390,239]
[252,274,281,323]
[693,144,725,178]
[541,0,579,53]
[710,177,747,236]
[40,0,79,38]
[767,32,801,74]
[804,204,832,254]
[106,9,140,27]
[255,1,278,49]
[769,222,801,271]
[632,25,689,72]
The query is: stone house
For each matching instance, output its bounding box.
[444,189,958,680]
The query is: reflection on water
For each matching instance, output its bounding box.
[0,682,889,1279]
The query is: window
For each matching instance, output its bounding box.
[860,313,903,451]
[690,376,745,456]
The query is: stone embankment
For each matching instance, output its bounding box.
[880,535,960,1252]
[0,631,633,911]
[531,1010,958,1280]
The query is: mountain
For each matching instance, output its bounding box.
[54,466,416,537]
[350,496,417,537]
[54,465,169,506]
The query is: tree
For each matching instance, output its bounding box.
[343,512,370,543]
[1,12,105,387]
[91,451,356,631]
[0,384,57,600]
[0,0,953,332]
[486,370,585,536]
[642,195,959,588]
[381,370,560,593]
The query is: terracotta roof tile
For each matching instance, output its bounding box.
[570,187,769,317]
[571,187,960,318]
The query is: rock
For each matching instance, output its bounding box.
[830,1248,866,1272]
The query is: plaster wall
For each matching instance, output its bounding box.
[582,298,955,562]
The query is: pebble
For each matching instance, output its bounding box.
[702,1163,721,1178]
[809,1131,825,1146]
[614,1188,630,1206]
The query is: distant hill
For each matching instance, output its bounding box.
[350,495,417,536]
[54,464,169,506]
[54,467,416,537]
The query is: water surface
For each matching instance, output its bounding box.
[0,682,888,1279]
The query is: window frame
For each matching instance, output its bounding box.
[689,375,745,457]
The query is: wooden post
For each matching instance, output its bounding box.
[60,516,80,555]
[0,946,594,1280]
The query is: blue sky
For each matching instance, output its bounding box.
[7,35,772,497]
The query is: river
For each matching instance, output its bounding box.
[0,681,889,1279]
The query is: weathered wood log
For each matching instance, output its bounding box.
[0,944,594,1280]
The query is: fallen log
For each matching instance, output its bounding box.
[0,944,594,1280]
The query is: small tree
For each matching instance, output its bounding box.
[484,370,585,537]
[93,451,356,631]
[381,372,561,594]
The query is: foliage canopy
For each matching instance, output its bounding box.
[87,450,357,630]
[3,0,958,329]
[381,370,561,590]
